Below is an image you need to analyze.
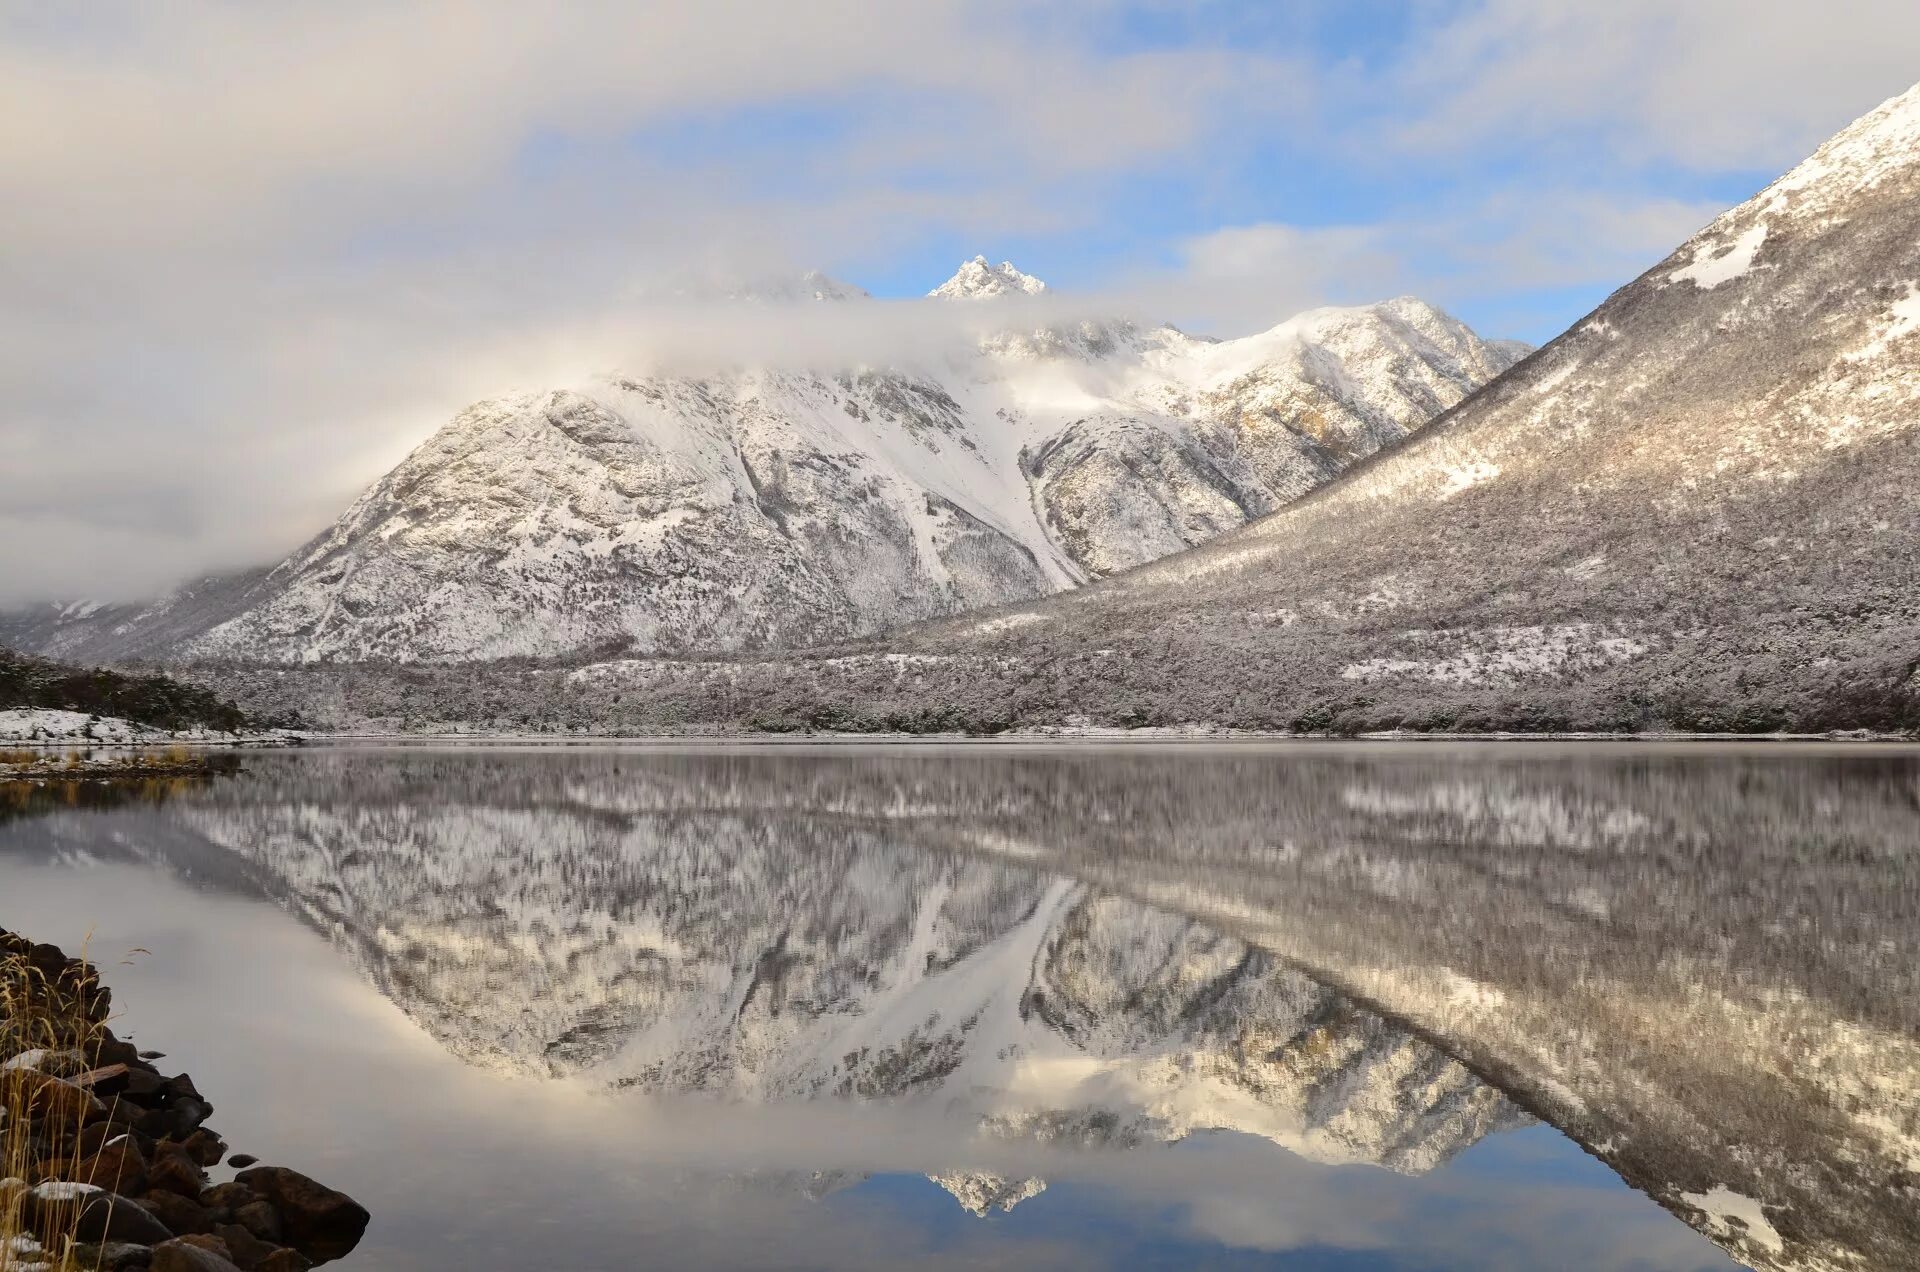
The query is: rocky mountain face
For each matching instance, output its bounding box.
[442,78,1920,736]
[0,275,1522,663]
[10,750,1526,1209]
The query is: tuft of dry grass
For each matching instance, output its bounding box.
[1,940,113,1271]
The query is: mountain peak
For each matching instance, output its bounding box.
[930,256,1048,300]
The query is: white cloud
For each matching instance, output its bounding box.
[1155,188,1726,336]
[1,1,1916,605]
[1380,0,1920,170]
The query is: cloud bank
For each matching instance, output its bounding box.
[3,0,1917,603]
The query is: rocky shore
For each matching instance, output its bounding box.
[0,930,369,1270]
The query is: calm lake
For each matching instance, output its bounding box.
[1,743,1914,1271]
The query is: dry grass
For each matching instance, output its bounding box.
[0,941,112,1271]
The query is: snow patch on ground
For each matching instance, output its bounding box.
[967,611,1051,635]
[1438,460,1500,497]
[1845,282,1920,363]
[0,709,163,743]
[1338,625,1649,686]
[1668,222,1768,290]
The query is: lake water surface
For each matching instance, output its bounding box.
[1,743,1914,1271]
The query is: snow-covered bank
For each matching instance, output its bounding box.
[0,708,297,748]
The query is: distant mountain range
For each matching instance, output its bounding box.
[0,264,1520,664]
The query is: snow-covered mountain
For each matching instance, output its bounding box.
[493,76,1920,736]
[0,273,1523,663]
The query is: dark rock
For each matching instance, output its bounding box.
[26,1183,177,1245]
[199,1181,257,1220]
[177,1232,233,1258]
[73,1136,152,1197]
[256,1250,312,1272]
[139,1187,214,1236]
[169,1096,214,1138]
[101,1097,149,1136]
[182,1129,227,1167]
[234,1168,369,1262]
[213,1221,279,1271]
[163,1073,205,1103]
[150,1236,244,1272]
[29,941,68,973]
[233,1199,283,1244]
[226,1154,260,1169]
[80,1119,118,1156]
[124,1068,166,1100]
[95,1036,142,1068]
[139,1050,167,1061]
[72,1241,160,1271]
[149,1143,209,1198]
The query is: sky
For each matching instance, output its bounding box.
[4,0,1920,604]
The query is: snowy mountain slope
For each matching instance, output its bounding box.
[482,77,1920,735]
[878,79,1920,730]
[1,272,1522,663]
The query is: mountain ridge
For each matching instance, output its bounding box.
[347,77,1920,737]
[1,281,1524,665]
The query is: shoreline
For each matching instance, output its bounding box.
[269,727,1920,749]
[0,928,369,1269]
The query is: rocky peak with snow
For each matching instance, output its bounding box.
[930,256,1049,300]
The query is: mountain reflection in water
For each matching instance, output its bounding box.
[3,742,1914,1272]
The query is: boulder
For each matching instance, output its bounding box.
[257,1249,313,1272]
[139,1187,214,1235]
[26,1182,176,1245]
[72,1136,151,1197]
[72,1241,161,1271]
[182,1129,228,1167]
[149,1143,209,1198]
[177,1232,233,1258]
[169,1095,214,1138]
[150,1236,245,1272]
[234,1168,369,1262]
[213,1220,280,1270]
[123,1068,165,1100]
[94,1035,142,1068]
[198,1181,257,1221]
[233,1199,282,1243]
